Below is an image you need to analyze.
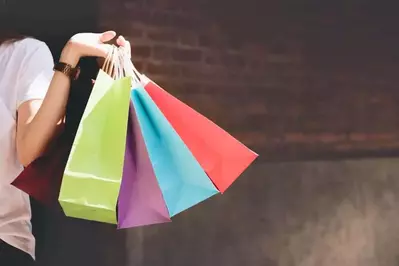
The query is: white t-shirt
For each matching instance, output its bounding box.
[0,38,54,259]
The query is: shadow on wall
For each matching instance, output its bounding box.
[124,158,399,266]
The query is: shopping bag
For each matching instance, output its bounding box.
[58,68,131,224]
[12,70,96,208]
[117,103,170,228]
[141,76,258,193]
[11,138,69,207]
[131,84,219,217]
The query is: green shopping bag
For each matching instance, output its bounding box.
[58,66,131,224]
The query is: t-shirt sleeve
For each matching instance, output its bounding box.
[16,39,54,108]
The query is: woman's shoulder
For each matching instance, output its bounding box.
[8,37,53,63]
[15,37,51,54]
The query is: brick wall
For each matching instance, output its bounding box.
[99,0,399,161]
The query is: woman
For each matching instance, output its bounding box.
[0,30,131,265]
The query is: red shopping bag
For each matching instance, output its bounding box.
[141,76,258,193]
[12,138,70,207]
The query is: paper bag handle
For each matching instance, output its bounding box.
[101,45,144,82]
[101,45,125,79]
[117,49,142,82]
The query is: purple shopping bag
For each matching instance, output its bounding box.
[117,103,170,228]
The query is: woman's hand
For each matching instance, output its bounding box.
[60,31,131,67]
[15,31,132,166]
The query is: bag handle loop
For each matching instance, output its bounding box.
[101,45,144,82]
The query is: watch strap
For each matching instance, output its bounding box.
[53,62,80,81]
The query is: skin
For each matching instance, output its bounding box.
[15,31,131,166]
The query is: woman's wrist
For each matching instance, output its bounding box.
[60,41,81,67]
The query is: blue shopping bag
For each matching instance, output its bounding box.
[131,83,219,217]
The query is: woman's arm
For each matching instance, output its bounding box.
[16,44,79,166]
[16,32,130,166]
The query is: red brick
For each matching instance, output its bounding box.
[179,66,224,82]
[232,132,268,146]
[171,48,203,62]
[147,30,179,43]
[369,134,397,141]
[179,32,198,47]
[198,34,213,47]
[152,46,172,61]
[334,143,355,151]
[284,133,309,143]
[169,15,205,30]
[132,45,152,59]
[349,133,397,142]
[318,133,347,144]
[126,27,144,38]
[204,56,220,65]
[220,54,245,67]
[198,34,225,48]
[131,61,146,72]
[349,133,368,142]
[149,10,172,27]
[146,63,181,76]
[284,133,346,144]
[202,51,221,65]
[246,103,269,115]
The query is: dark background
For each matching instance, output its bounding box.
[10,0,399,265]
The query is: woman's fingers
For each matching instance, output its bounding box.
[99,31,117,43]
[117,35,131,58]
[69,31,130,58]
[116,35,126,46]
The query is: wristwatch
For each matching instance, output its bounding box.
[53,62,81,81]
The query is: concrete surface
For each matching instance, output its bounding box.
[34,158,399,266]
